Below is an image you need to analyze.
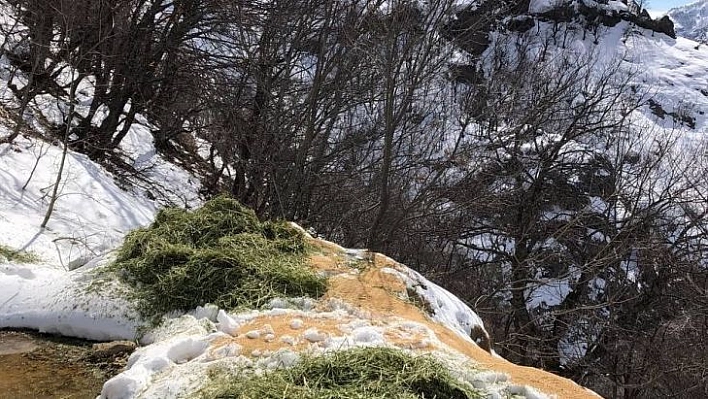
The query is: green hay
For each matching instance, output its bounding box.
[114,196,326,319]
[0,244,40,263]
[200,347,481,399]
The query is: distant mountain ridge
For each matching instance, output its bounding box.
[668,0,708,41]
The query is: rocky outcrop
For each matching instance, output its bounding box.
[442,0,531,56]
[443,0,675,78]
[535,1,676,39]
[90,340,137,361]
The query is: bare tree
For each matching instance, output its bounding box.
[432,31,708,397]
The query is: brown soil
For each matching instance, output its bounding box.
[0,330,124,399]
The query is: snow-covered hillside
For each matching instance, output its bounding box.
[0,131,199,269]
[507,19,708,139]
[1,0,707,398]
[668,0,708,41]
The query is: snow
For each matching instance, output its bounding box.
[0,136,154,268]
[381,264,486,338]
[351,326,385,343]
[668,0,708,39]
[289,318,304,329]
[524,0,708,136]
[526,277,573,310]
[244,330,261,339]
[0,128,199,270]
[302,328,328,343]
[646,9,668,18]
[529,0,564,14]
[0,257,138,341]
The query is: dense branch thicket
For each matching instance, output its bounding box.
[436,34,708,398]
[0,1,706,397]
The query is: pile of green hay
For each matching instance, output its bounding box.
[114,197,326,318]
[200,347,481,399]
[0,244,39,263]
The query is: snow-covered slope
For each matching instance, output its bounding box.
[2,1,706,398]
[0,131,198,269]
[549,19,708,132]
[0,115,201,339]
[668,0,708,41]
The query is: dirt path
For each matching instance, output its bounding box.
[0,330,125,399]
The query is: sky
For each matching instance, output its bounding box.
[647,0,702,16]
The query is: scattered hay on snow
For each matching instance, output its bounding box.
[199,347,482,399]
[0,243,40,263]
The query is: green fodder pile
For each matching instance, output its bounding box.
[0,244,40,263]
[114,197,326,318]
[201,347,481,399]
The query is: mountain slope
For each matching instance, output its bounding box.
[1,1,707,397]
[668,0,708,41]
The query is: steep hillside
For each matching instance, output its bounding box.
[523,3,708,131]
[668,0,708,41]
[1,0,707,397]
